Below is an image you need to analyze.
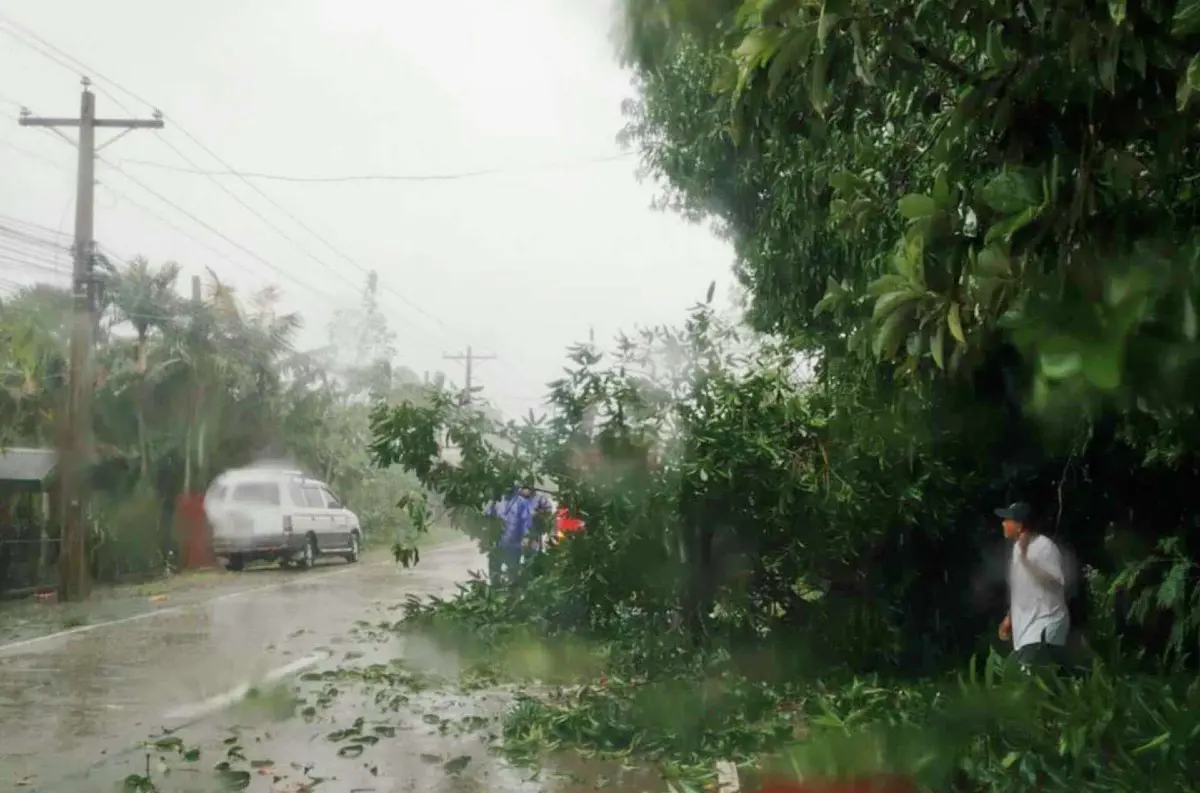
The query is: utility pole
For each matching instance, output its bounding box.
[442,345,496,405]
[19,78,164,601]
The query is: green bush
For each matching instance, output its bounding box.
[88,486,170,583]
[771,656,1199,793]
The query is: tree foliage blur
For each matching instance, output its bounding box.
[613,0,1200,663]
[371,0,1200,788]
[0,261,430,585]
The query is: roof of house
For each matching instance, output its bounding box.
[0,447,59,484]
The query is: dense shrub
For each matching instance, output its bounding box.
[370,0,1200,787]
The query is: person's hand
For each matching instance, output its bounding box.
[998,615,1012,641]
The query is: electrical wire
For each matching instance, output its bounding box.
[0,21,88,90]
[115,152,634,183]
[3,130,337,318]
[0,224,69,253]
[0,14,581,400]
[0,241,70,270]
[0,10,531,364]
[0,89,28,111]
[0,135,73,174]
[0,253,70,277]
[0,11,476,347]
[93,155,349,303]
[145,136,369,301]
[3,103,371,312]
[0,213,71,239]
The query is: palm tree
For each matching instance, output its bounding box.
[0,285,71,446]
[100,258,184,482]
[104,257,183,373]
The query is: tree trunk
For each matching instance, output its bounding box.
[136,390,150,482]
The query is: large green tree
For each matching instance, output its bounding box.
[613,0,1200,664]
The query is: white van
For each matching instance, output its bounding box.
[204,467,362,571]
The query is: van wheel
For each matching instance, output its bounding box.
[344,531,361,564]
[297,535,317,570]
[225,554,245,572]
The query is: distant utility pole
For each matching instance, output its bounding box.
[19,78,164,602]
[442,345,496,405]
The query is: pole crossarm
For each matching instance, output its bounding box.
[443,346,497,405]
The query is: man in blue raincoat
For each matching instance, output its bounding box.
[484,483,551,584]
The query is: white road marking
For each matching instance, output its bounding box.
[161,652,326,723]
[0,561,386,657]
[0,606,186,656]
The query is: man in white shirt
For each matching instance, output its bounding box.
[995,501,1071,667]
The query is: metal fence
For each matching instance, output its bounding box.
[0,535,175,596]
[0,536,58,595]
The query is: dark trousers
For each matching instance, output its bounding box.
[1014,641,1065,667]
[489,546,522,585]
[1013,627,1080,675]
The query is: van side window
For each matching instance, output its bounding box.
[301,486,325,508]
[321,488,342,509]
[287,483,306,506]
[230,482,280,506]
[208,485,227,501]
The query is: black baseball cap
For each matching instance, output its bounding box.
[994,501,1032,522]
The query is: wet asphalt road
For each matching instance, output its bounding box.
[0,540,508,792]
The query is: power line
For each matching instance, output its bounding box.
[0,216,71,245]
[4,93,359,314]
[94,154,344,304]
[0,21,89,89]
[155,130,467,344]
[0,212,72,240]
[0,253,70,277]
[146,134,369,302]
[0,12,472,346]
[0,12,558,395]
[0,134,73,172]
[0,11,534,359]
[3,129,336,317]
[0,89,28,111]
[0,222,71,253]
[114,152,634,183]
[0,239,70,269]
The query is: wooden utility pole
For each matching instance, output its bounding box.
[443,346,496,405]
[19,78,164,601]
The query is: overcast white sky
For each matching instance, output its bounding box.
[0,0,734,419]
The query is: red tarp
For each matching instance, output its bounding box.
[175,492,215,569]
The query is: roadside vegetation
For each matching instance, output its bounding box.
[366,1,1200,790]
[0,262,460,592]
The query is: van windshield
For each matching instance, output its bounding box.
[230,482,281,506]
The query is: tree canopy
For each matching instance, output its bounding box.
[0,259,434,584]
[366,4,1200,789]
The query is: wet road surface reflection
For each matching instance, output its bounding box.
[0,542,488,790]
[0,541,669,793]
